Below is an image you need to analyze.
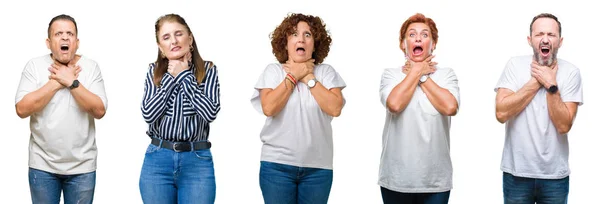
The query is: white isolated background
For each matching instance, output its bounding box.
[1,0,597,203]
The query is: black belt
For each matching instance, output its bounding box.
[151,138,211,152]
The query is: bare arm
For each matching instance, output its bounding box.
[70,85,106,119]
[15,80,63,118]
[547,91,578,135]
[260,77,295,117]
[495,78,541,123]
[420,79,458,116]
[386,71,420,114]
[307,77,343,117]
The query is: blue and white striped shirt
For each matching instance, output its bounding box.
[141,61,220,142]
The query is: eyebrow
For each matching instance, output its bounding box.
[409,28,430,32]
[161,30,184,37]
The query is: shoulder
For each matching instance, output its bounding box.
[382,67,402,77]
[79,55,100,68]
[27,54,52,67]
[434,66,456,75]
[557,58,579,73]
[203,60,216,69]
[265,63,283,72]
[507,55,532,66]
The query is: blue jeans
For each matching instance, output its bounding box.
[259,161,333,204]
[139,143,216,204]
[503,172,569,204]
[28,168,96,204]
[380,187,450,204]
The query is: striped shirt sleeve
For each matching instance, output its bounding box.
[179,63,221,122]
[141,64,177,123]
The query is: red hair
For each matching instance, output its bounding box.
[399,13,439,49]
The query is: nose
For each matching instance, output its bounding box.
[171,37,179,45]
[61,34,69,41]
[415,35,422,42]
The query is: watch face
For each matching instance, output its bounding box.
[420,75,428,83]
[549,85,558,93]
[308,79,316,87]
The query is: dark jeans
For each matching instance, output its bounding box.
[259,161,333,204]
[503,172,569,204]
[381,186,450,204]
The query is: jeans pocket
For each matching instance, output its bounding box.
[145,144,160,154]
[193,149,212,160]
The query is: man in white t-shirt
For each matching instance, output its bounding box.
[15,14,107,204]
[495,13,583,204]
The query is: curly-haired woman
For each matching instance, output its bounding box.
[250,13,346,204]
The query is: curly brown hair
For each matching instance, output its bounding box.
[270,13,332,64]
[399,13,439,52]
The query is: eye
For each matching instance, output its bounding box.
[422,33,428,38]
[163,36,169,40]
[175,32,183,37]
[409,33,415,37]
[292,32,298,37]
[68,32,74,36]
[55,33,60,36]
[304,33,311,37]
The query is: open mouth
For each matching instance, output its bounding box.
[296,47,305,55]
[412,46,423,55]
[60,44,69,51]
[541,48,550,55]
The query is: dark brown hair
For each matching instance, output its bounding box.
[153,14,211,86]
[399,13,438,51]
[530,13,561,36]
[48,14,78,38]
[270,13,332,64]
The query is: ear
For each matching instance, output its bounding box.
[431,41,437,52]
[189,34,194,45]
[75,38,80,51]
[157,43,165,55]
[400,39,406,54]
[46,38,50,50]
[558,36,563,49]
[527,35,532,47]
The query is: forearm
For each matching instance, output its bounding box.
[16,81,62,118]
[181,76,221,122]
[386,71,419,114]
[309,84,343,117]
[261,79,294,117]
[70,86,106,119]
[420,80,458,116]
[495,79,540,123]
[547,92,574,134]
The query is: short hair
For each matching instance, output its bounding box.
[530,13,561,36]
[48,14,78,38]
[399,13,438,47]
[270,13,332,64]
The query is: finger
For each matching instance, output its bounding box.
[425,54,436,62]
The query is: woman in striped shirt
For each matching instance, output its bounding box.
[139,14,221,204]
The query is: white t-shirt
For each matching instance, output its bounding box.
[378,67,460,193]
[15,54,108,175]
[495,55,583,179]
[251,63,346,170]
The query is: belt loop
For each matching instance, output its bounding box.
[158,138,163,149]
[190,141,195,151]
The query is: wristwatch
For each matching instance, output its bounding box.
[548,84,558,94]
[307,78,318,88]
[419,74,429,84]
[69,79,80,89]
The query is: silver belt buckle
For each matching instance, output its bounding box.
[173,142,183,152]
